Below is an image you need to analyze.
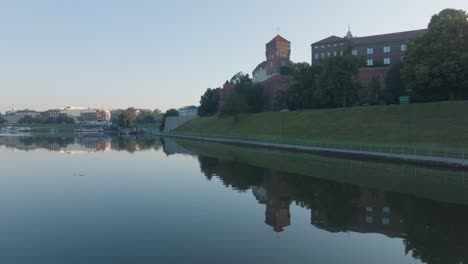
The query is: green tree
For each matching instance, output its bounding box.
[152,109,162,120]
[0,115,5,124]
[402,8,468,102]
[235,83,264,113]
[56,115,75,124]
[135,110,160,125]
[360,75,382,105]
[18,115,37,124]
[33,115,44,124]
[117,110,135,128]
[159,109,179,131]
[229,72,252,85]
[275,63,322,111]
[383,62,406,104]
[316,56,360,108]
[198,88,221,116]
[219,72,264,115]
[220,91,249,116]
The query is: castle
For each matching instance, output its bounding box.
[220,27,427,111]
[220,35,296,110]
[253,35,292,83]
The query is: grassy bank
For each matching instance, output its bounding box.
[174,101,468,153]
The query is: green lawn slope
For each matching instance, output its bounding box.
[173,101,468,151]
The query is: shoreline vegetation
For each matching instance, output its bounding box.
[173,101,468,159]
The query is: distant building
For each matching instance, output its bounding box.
[178,106,198,117]
[4,110,40,124]
[80,109,111,122]
[59,107,111,122]
[60,107,95,119]
[42,109,62,119]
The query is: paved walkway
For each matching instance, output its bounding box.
[164,133,468,168]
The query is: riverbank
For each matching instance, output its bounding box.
[0,124,75,136]
[164,133,468,169]
[173,101,468,159]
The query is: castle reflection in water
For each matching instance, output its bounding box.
[196,156,468,264]
[208,158,404,237]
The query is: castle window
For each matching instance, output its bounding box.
[401,44,407,51]
[383,218,390,225]
[384,46,391,53]
[383,207,390,213]
[352,50,357,56]
[333,51,337,56]
[315,53,319,59]
[340,50,344,56]
[281,61,286,66]
[366,216,373,224]
[334,44,337,47]
[321,53,325,58]
[367,48,374,55]
[384,58,391,65]
[366,207,373,213]
[367,59,374,66]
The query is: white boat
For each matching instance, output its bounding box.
[0,127,31,136]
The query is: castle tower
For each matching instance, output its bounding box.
[265,35,291,76]
[345,25,353,39]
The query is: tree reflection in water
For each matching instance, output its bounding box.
[0,135,163,153]
[197,155,468,264]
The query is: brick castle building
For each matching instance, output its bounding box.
[311,28,427,90]
[220,35,296,110]
[220,28,427,111]
[253,35,292,83]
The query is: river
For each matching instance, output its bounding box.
[0,135,466,264]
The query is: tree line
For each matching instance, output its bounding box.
[111,108,163,128]
[197,8,468,116]
[198,72,265,117]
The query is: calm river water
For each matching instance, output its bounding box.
[0,135,467,264]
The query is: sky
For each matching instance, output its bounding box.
[0,0,466,112]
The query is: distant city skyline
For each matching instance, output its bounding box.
[0,0,466,112]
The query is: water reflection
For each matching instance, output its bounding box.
[0,135,163,154]
[199,156,468,263]
[197,155,468,264]
[1,135,467,263]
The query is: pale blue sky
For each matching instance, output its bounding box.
[0,0,466,112]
